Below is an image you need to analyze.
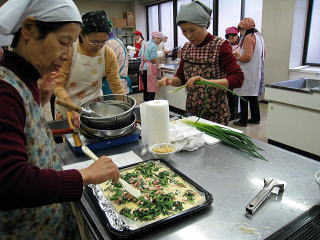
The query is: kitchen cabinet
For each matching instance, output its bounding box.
[266,102,320,156]
[265,78,320,157]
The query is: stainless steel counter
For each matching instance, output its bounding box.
[57,138,320,239]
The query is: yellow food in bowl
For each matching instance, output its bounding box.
[152,145,175,154]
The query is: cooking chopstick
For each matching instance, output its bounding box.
[81,146,142,198]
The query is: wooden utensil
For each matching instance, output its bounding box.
[81,146,142,198]
[66,111,82,147]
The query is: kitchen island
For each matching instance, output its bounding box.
[57,134,320,240]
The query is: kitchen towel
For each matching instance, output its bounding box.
[140,100,170,146]
[169,121,205,151]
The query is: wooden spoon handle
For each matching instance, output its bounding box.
[56,99,82,113]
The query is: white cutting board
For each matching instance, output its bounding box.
[177,116,243,145]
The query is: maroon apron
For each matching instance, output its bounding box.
[182,37,230,125]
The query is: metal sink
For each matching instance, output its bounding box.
[266,78,320,93]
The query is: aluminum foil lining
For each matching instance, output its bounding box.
[89,184,133,231]
[89,160,208,232]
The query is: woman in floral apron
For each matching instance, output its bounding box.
[54,10,124,128]
[158,1,244,125]
[139,31,163,101]
[0,1,119,239]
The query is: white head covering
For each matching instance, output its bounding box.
[0,0,82,46]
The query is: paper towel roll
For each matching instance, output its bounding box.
[140,100,170,146]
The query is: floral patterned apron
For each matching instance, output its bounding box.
[182,37,230,125]
[0,67,79,240]
[55,41,105,119]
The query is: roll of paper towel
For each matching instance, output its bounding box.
[140,100,170,146]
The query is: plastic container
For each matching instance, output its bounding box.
[149,143,177,160]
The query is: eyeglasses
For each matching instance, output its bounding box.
[85,36,107,46]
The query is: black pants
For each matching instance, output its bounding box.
[141,70,155,101]
[227,92,239,121]
[239,96,260,124]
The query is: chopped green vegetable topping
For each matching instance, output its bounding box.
[183,190,195,202]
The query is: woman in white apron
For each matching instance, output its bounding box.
[234,18,265,127]
[54,10,124,127]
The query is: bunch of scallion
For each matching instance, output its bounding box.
[168,80,247,102]
[182,120,266,160]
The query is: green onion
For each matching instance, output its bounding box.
[168,80,247,102]
[182,120,266,161]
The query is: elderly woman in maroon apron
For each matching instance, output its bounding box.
[139,31,163,101]
[0,0,119,239]
[158,1,243,125]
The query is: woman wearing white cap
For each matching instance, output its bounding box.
[139,31,164,101]
[0,0,119,238]
[158,1,244,125]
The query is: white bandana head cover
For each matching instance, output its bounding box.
[0,0,82,46]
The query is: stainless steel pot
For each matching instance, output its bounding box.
[80,94,136,130]
[80,113,136,138]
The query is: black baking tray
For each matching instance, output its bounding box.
[265,204,320,240]
[85,159,213,238]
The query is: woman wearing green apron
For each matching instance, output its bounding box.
[0,1,120,239]
[158,1,244,125]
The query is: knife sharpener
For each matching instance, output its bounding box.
[246,178,287,215]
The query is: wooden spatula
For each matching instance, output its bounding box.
[81,146,142,198]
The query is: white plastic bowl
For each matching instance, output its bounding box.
[149,143,177,160]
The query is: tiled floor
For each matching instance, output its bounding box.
[231,102,268,142]
[130,93,268,142]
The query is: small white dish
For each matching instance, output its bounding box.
[315,170,320,185]
[149,143,177,161]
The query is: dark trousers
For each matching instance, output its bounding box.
[239,96,260,124]
[227,92,239,121]
[142,70,155,101]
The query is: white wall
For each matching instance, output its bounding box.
[75,0,132,18]
[134,0,147,38]
[261,0,296,85]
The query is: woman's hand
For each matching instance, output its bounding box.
[186,76,206,86]
[71,111,80,128]
[158,77,173,87]
[233,52,240,58]
[79,156,120,185]
[38,71,63,106]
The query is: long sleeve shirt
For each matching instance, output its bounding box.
[139,39,158,70]
[0,50,83,210]
[175,33,243,90]
[53,42,124,100]
[237,34,256,63]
